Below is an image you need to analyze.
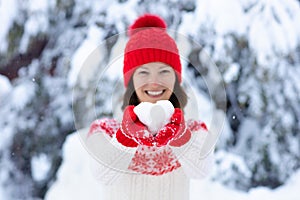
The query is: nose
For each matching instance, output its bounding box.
[147,73,157,82]
[147,73,162,86]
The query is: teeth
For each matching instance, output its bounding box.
[147,90,163,96]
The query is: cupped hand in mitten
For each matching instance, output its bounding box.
[120,103,188,147]
[120,105,155,146]
[155,108,187,146]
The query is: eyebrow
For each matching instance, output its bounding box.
[159,65,172,70]
[137,66,149,70]
[138,64,172,70]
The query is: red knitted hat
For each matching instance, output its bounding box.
[123,14,182,87]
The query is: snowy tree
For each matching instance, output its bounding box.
[0,0,139,198]
[182,0,300,190]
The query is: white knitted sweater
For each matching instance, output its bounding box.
[80,97,216,200]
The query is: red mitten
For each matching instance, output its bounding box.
[155,108,188,147]
[168,129,191,147]
[119,106,155,146]
[116,129,138,147]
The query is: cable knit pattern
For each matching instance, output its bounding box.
[170,128,214,179]
[85,133,136,185]
[102,168,189,200]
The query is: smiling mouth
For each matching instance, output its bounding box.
[145,90,165,97]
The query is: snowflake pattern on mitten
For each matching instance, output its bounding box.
[128,145,181,175]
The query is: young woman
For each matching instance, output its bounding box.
[86,14,214,200]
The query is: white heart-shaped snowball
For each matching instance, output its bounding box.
[133,100,175,133]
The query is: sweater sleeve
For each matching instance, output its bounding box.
[80,122,137,185]
[170,128,215,179]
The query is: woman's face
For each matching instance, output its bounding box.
[133,62,176,103]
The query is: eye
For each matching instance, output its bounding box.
[138,70,149,75]
[160,69,171,74]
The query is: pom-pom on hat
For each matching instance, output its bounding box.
[123,14,182,87]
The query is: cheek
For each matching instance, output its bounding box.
[132,73,147,89]
[166,71,176,88]
[164,76,176,91]
[133,76,142,91]
[133,78,144,99]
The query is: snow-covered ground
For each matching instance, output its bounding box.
[45,132,300,200]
